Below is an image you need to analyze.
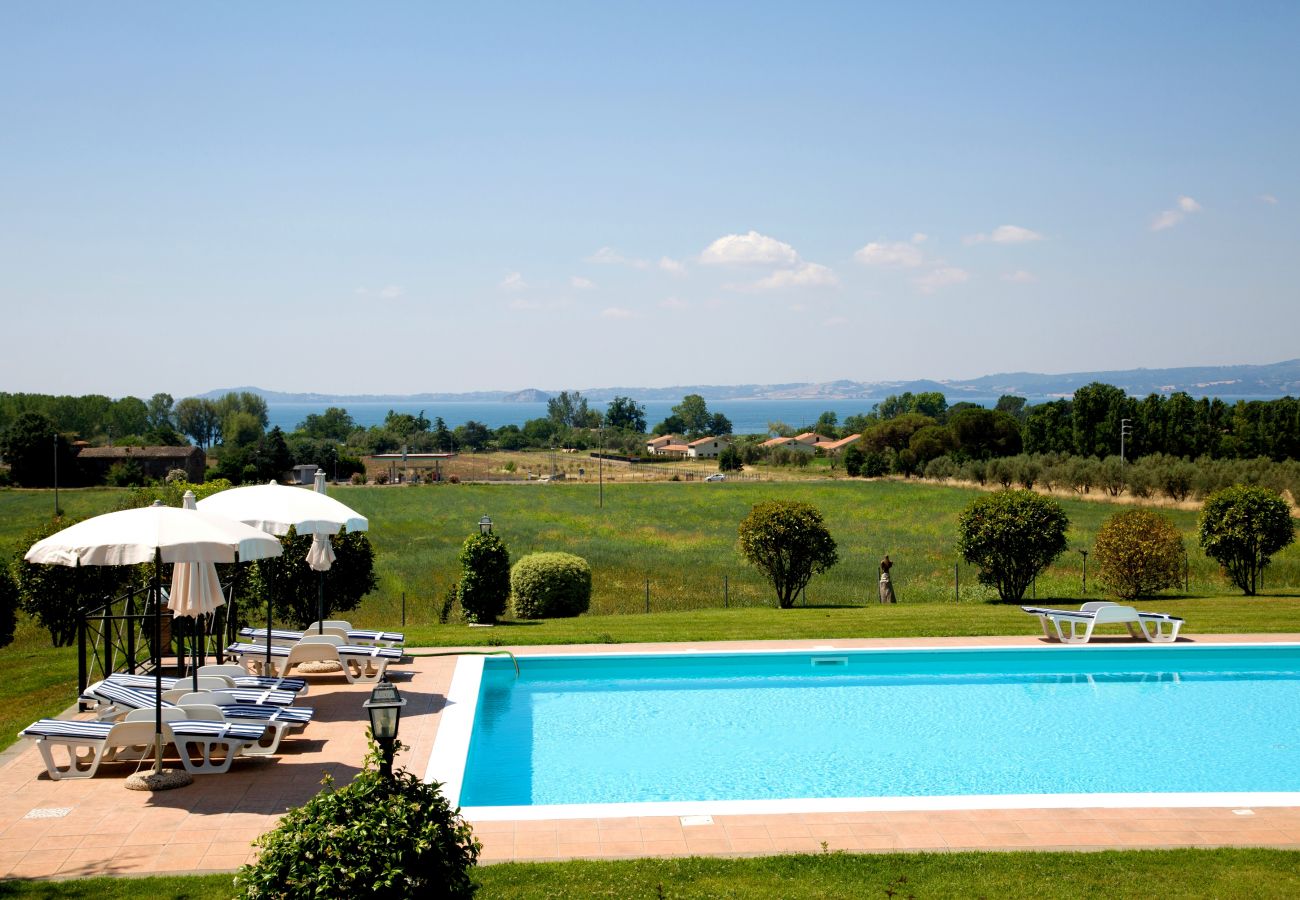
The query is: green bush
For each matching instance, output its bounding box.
[249,527,378,628]
[235,740,480,899]
[510,552,593,619]
[957,490,1069,602]
[457,532,510,624]
[738,500,838,609]
[1198,485,1296,595]
[0,562,17,649]
[1093,509,1186,599]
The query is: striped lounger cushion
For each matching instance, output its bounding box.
[106,672,310,694]
[221,705,313,725]
[23,719,114,739]
[227,642,403,661]
[241,627,405,645]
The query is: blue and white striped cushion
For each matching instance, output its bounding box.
[345,629,405,644]
[336,645,402,660]
[227,642,290,658]
[218,688,297,707]
[87,682,176,711]
[241,626,405,645]
[23,719,115,739]
[168,720,267,741]
[220,704,313,724]
[106,672,310,695]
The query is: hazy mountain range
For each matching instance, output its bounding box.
[201,358,1300,405]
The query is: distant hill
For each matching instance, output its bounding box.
[201,358,1300,404]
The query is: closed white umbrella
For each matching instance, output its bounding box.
[197,481,368,662]
[169,490,226,691]
[25,502,281,790]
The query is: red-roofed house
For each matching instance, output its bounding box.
[815,434,861,454]
[686,435,731,459]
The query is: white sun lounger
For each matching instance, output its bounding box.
[225,637,402,684]
[1022,602,1184,644]
[174,691,313,756]
[103,670,310,697]
[240,624,405,648]
[22,710,267,779]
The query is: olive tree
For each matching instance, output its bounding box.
[738,500,838,609]
[1093,509,1185,599]
[1198,485,1295,595]
[957,490,1069,602]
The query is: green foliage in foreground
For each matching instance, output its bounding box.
[235,740,479,899]
[4,849,1299,899]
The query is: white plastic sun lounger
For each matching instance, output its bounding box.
[240,624,405,648]
[225,637,402,684]
[22,710,266,779]
[105,673,306,705]
[1021,602,1184,644]
[174,691,313,756]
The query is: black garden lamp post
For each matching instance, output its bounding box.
[364,679,406,779]
[478,515,493,535]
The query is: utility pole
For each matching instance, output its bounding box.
[1120,418,1132,463]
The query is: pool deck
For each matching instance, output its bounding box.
[0,633,1297,879]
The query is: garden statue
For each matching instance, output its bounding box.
[878,554,897,604]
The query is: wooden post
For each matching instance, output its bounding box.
[645,579,650,613]
[955,563,959,603]
[724,575,729,608]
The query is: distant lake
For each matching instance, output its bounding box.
[266,397,1016,435]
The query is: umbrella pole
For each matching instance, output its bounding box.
[266,559,274,675]
[318,569,325,634]
[153,549,163,775]
[193,616,201,693]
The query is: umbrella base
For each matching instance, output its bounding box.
[125,768,193,792]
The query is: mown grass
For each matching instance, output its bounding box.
[2,849,1298,898]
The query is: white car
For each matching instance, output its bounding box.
[704,473,726,482]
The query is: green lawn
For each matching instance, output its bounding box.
[1,849,1298,898]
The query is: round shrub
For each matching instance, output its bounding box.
[957,489,1069,602]
[1093,509,1185,600]
[235,741,479,899]
[1198,484,1295,595]
[511,552,592,619]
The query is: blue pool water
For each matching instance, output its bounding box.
[459,646,1300,806]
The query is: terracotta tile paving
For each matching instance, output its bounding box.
[0,635,1298,879]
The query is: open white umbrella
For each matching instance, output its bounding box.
[197,481,368,666]
[169,490,226,691]
[25,502,282,788]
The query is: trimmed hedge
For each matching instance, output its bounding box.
[510,552,592,619]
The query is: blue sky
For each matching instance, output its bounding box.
[2,2,1297,397]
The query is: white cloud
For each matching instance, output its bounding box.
[914,267,970,293]
[658,256,687,276]
[854,241,924,268]
[749,262,840,291]
[600,307,635,319]
[1260,194,1279,205]
[964,225,1045,245]
[660,296,689,310]
[1151,195,1202,231]
[911,232,929,244]
[1002,270,1037,283]
[700,230,800,266]
[499,271,527,291]
[587,247,649,269]
[570,276,596,290]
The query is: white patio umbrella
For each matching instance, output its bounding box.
[25,502,282,787]
[169,490,226,692]
[197,481,368,666]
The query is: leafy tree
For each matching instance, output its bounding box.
[0,412,81,487]
[521,417,556,445]
[235,739,479,899]
[547,391,590,428]
[652,414,686,436]
[957,490,1069,602]
[175,397,221,448]
[1023,398,1073,455]
[673,394,712,438]
[908,424,956,463]
[457,533,511,624]
[108,395,150,440]
[1198,485,1295,595]
[1071,382,1131,458]
[948,408,1023,459]
[995,394,1028,422]
[0,563,17,649]
[495,424,527,451]
[145,392,175,433]
[250,527,378,628]
[814,411,839,438]
[222,410,264,449]
[766,420,795,437]
[510,552,592,619]
[13,518,141,645]
[893,447,918,477]
[604,396,646,433]
[1093,509,1186,600]
[454,420,492,452]
[860,413,936,455]
[841,413,877,434]
[861,449,889,477]
[384,409,431,437]
[432,417,456,452]
[738,500,839,609]
[843,444,864,477]
[708,412,732,437]
[717,445,743,472]
[296,406,355,441]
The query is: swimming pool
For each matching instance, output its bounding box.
[427,644,1300,818]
